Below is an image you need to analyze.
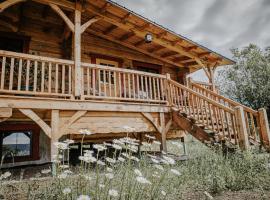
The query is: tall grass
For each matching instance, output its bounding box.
[1,135,270,200]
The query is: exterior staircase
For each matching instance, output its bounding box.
[167,79,270,151]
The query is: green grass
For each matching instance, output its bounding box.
[1,136,270,200]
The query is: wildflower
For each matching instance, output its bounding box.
[151,158,160,164]
[153,140,161,145]
[147,154,157,159]
[58,172,68,179]
[152,172,160,178]
[161,150,167,155]
[106,157,116,164]
[93,144,107,151]
[79,129,93,135]
[54,142,68,150]
[108,189,119,197]
[134,169,143,177]
[118,157,125,162]
[170,169,181,176]
[79,155,97,163]
[105,173,114,179]
[99,184,105,188]
[162,156,175,165]
[59,165,69,169]
[84,150,94,155]
[154,164,164,171]
[63,170,73,174]
[145,134,156,140]
[103,142,112,146]
[161,190,166,196]
[127,145,138,152]
[64,139,75,144]
[41,169,51,174]
[142,142,151,148]
[83,175,92,181]
[112,144,122,150]
[107,167,113,172]
[136,176,151,185]
[63,187,71,195]
[130,156,140,162]
[97,160,106,166]
[0,171,11,179]
[113,139,125,145]
[77,195,91,200]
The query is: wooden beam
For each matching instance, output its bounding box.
[159,112,167,152]
[0,107,12,119]
[0,19,18,32]
[134,39,146,47]
[60,110,87,135]
[19,109,51,138]
[0,0,26,13]
[141,112,162,133]
[100,2,111,14]
[119,31,135,41]
[148,46,165,53]
[161,51,178,58]
[137,22,151,31]
[51,110,59,163]
[186,46,198,52]
[171,39,183,46]
[121,12,131,24]
[157,31,167,39]
[195,58,211,79]
[235,106,250,150]
[258,108,270,150]
[87,29,185,68]
[103,25,118,35]
[49,3,74,32]
[33,0,75,11]
[80,16,100,33]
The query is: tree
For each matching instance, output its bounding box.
[216,44,270,116]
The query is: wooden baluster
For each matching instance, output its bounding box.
[87,67,90,95]
[123,73,126,98]
[207,103,215,130]
[244,111,251,138]
[128,73,131,98]
[249,113,256,138]
[55,63,58,93]
[17,58,22,91]
[178,87,184,110]
[118,72,122,98]
[92,68,96,96]
[224,111,232,141]
[149,76,153,100]
[9,57,15,90]
[40,62,45,93]
[103,70,107,96]
[108,70,112,97]
[26,60,30,91]
[153,78,157,100]
[33,60,38,92]
[0,56,6,89]
[160,78,164,101]
[136,74,139,99]
[132,73,135,99]
[98,69,101,96]
[175,87,180,107]
[157,78,161,101]
[114,71,117,97]
[48,63,52,93]
[145,76,148,100]
[218,108,226,138]
[140,75,144,99]
[61,64,65,94]
[231,114,238,145]
[197,97,204,124]
[68,65,72,95]
[213,106,220,132]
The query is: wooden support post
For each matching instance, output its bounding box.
[258,108,270,150]
[51,110,59,176]
[165,73,171,106]
[74,3,82,97]
[235,106,250,150]
[160,112,167,152]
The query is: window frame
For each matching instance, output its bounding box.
[96,58,119,85]
[0,124,40,163]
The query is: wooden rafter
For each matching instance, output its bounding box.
[137,22,151,31]
[119,31,135,41]
[173,56,190,62]
[0,0,26,13]
[186,46,198,52]
[100,2,111,14]
[84,2,211,67]
[49,3,74,32]
[121,12,131,24]
[171,39,183,46]
[156,31,167,39]
[86,29,185,68]
[198,52,211,58]
[33,0,75,11]
[19,109,51,137]
[149,46,165,53]
[103,25,118,35]
[161,51,178,58]
[134,39,146,47]
[141,112,162,133]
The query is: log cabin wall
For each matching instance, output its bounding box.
[0,1,187,83]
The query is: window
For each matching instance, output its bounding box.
[96,59,118,84]
[0,32,30,53]
[2,131,32,158]
[0,125,40,163]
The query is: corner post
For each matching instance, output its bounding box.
[160,113,167,153]
[258,108,270,150]
[74,3,82,97]
[51,110,60,176]
[235,106,250,150]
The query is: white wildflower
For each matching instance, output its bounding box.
[105,173,114,179]
[145,134,156,140]
[107,167,113,172]
[118,157,125,162]
[59,165,69,169]
[63,170,73,174]
[153,140,161,145]
[79,129,93,135]
[151,158,160,164]
[54,142,68,150]
[83,175,92,181]
[99,184,105,188]
[113,139,125,145]
[0,171,11,179]
[170,169,181,176]
[142,142,151,148]
[172,141,182,148]
[64,139,75,144]
[103,142,112,146]
[58,172,68,179]
[84,150,94,155]
[106,157,116,164]
[41,169,51,174]
[112,144,122,150]
[162,155,175,165]
[108,189,119,197]
[136,176,151,185]
[134,169,143,177]
[154,164,164,171]
[161,190,166,196]
[130,156,140,162]
[122,126,136,132]
[93,144,107,151]
[77,195,91,200]
[161,151,167,155]
[63,187,71,195]
[97,160,106,166]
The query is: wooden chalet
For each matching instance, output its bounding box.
[0,0,269,167]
